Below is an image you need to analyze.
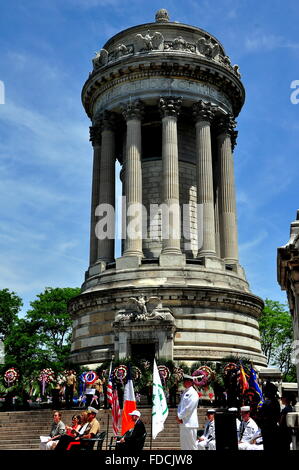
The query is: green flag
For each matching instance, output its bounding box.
[152,359,169,439]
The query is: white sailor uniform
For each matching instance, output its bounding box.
[177,386,199,450]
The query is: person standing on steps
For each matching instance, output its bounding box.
[176,375,199,450]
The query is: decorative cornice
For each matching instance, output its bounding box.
[82,61,245,119]
[159,96,182,118]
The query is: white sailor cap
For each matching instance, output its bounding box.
[206,409,216,414]
[240,406,250,412]
[228,407,238,412]
[183,374,195,381]
[87,406,98,415]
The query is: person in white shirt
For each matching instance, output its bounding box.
[176,375,199,450]
[197,409,216,450]
[228,407,241,441]
[238,406,260,450]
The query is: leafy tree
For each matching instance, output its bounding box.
[0,288,23,340]
[5,287,80,373]
[26,287,81,367]
[258,298,295,380]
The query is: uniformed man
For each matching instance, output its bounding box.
[176,375,199,450]
[65,370,76,409]
[228,407,241,440]
[238,405,259,450]
[197,409,216,450]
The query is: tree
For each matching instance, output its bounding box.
[5,287,80,372]
[0,288,23,340]
[26,287,81,367]
[258,299,295,380]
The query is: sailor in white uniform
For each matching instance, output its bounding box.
[238,406,259,450]
[197,409,216,450]
[176,375,199,450]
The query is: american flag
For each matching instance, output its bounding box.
[111,380,121,436]
[107,371,113,407]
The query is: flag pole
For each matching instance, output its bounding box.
[150,359,154,450]
[106,410,110,450]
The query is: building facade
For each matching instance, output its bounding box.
[69,9,267,367]
[277,210,299,395]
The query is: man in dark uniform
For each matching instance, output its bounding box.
[116,410,146,452]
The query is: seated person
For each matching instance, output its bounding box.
[197,409,216,450]
[238,406,259,450]
[65,414,82,436]
[40,411,66,450]
[55,407,99,451]
[116,410,146,453]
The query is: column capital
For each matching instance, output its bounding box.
[159,96,182,118]
[215,113,237,137]
[193,100,215,123]
[121,99,144,121]
[89,125,102,146]
[101,110,116,131]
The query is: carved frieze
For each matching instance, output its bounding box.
[197,37,220,59]
[92,49,108,69]
[135,31,164,52]
[91,32,241,80]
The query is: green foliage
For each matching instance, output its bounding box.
[4,286,80,374]
[258,298,295,380]
[0,288,23,340]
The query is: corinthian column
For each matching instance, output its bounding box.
[159,96,182,255]
[89,123,101,266]
[121,99,144,257]
[216,114,239,264]
[193,100,216,258]
[96,111,116,263]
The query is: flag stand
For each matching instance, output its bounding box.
[150,407,153,450]
[106,411,110,450]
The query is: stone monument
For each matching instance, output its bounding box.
[278,210,299,396]
[69,9,267,367]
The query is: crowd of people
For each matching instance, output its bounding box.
[176,374,297,451]
[39,373,297,452]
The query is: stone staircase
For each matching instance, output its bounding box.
[0,407,209,450]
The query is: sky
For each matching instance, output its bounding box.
[0,0,298,316]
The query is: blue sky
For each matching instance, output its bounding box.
[0,0,298,316]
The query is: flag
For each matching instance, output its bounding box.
[239,363,249,394]
[107,361,113,407]
[111,379,121,435]
[121,366,136,435]
[152,359,169,439]
[248,367,264,408]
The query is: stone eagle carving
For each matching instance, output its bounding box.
[114,295,168,322]
[135,31,164,52]
[92,49,108,69]
[197,37,220,59]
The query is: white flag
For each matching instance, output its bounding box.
[152,359,169,439]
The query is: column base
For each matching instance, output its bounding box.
[116,255,142,270]
[87,261,107,277]
[159,253,186,267]
[198,256,224,270]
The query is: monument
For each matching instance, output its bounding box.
[69,9,267,367]
[277,210,299,395]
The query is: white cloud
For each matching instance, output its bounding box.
[245,33,299,52]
